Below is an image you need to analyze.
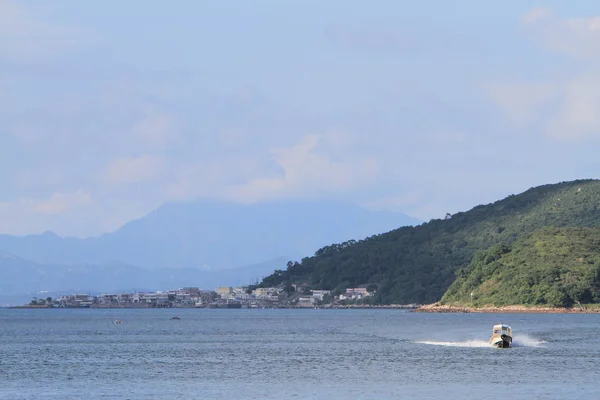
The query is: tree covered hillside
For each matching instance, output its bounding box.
[260,179,600,304]
[441,227,600,307]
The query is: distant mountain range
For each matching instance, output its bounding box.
[0,200,420,303]
[0,252,287,305]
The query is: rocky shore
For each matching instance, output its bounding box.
[413,302,600,313]
[322,304,420,310]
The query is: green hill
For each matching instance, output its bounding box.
[260,179,600,304]
[441,227,600,307]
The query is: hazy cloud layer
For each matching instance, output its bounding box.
[1,0,599,237]
[487,7,600,140]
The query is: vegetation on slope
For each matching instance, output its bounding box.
[260,179,600,304]
[441,227,600,307]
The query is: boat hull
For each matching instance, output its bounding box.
[490,334,512,348]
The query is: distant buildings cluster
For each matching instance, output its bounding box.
[32,284,375,308]
[53,287,217,308]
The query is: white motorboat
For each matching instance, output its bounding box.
[489,324,512,348]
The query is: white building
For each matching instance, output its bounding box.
[217,287,233,297]
[311,290,331,301]
[298,296,315,307]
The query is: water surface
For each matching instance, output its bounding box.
[1,309,599,399]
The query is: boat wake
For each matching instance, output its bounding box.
[415,340,490,347]
[415,334,546,348]
[512,334,546,347]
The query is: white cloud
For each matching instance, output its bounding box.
[133,113,177,148]
[163,162,231,201]
[0,1,43,37]
[0,1,98,60]
[486,8,600,140]
[225,134,380,202]
[548,74,600,139]
[523,8,600,60]
[33,190,91,215]
[0,190,92,235]
[105,155,165,184]
[485,76,600,140]
[0,191,154,237]
[485,82,559,126]
[522,8,553,24]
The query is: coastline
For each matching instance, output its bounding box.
[9,302,600,313]
[4,304,421,310]
[8,303,600,313]
[413,302,600,314]
[7,305,50,309]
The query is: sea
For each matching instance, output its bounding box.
[1,308,599,399]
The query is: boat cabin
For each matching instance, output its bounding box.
[492,324,512,337]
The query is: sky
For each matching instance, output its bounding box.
[1,0,600,237]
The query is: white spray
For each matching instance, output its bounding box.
[414,340,490,347]
[512,333,546,347]
[415,334,546,348]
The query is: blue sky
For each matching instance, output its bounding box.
[1,0,599,237]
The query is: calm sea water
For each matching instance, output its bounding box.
[1,308,599,399]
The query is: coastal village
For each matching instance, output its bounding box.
[27,285,393,309]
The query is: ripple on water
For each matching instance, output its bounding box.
[1,309,600,399]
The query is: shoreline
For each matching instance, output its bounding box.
[4,304,421,310]
[7,305,51,309]
[413,303,600,314]
[6,304,600,313]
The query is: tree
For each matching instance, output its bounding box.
[283,284,295,295]
[366,283,378,293]
[46,297,53,304]
[546,288,567,308]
